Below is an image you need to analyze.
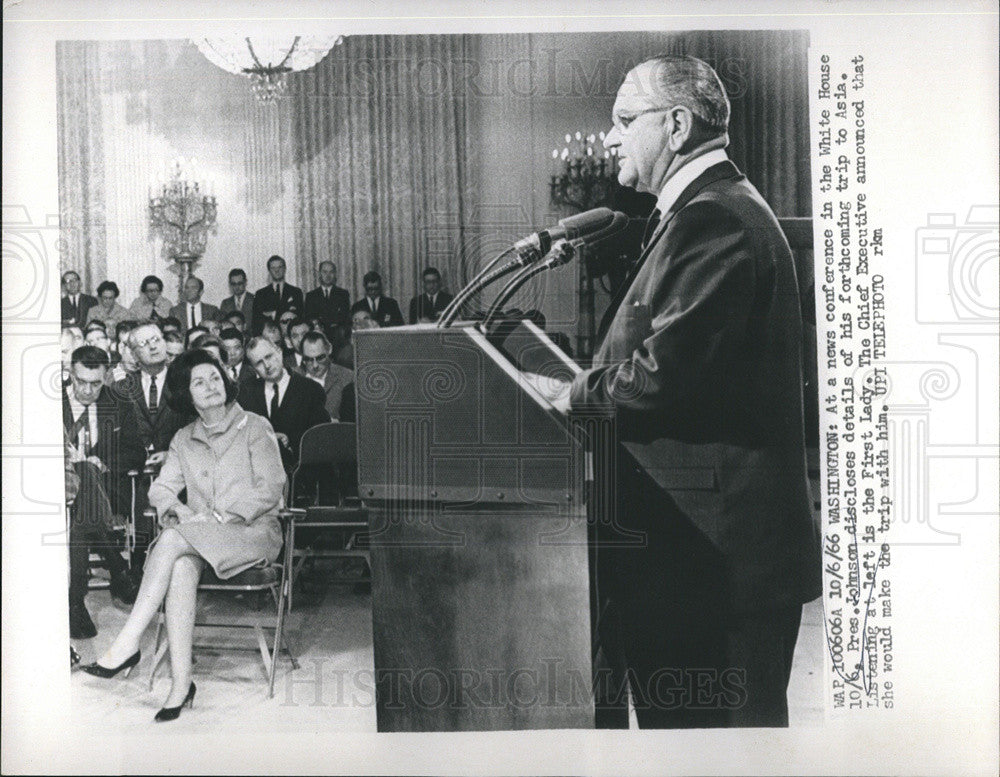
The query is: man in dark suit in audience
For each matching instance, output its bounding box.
[408,266,454,324]
[219,268,255,324]
[113,321,193,563]
[63,346,144,636]
[61,270,98,327]
[539,55,821,729]
[350,270,404,328]
[252,255,304,334]
[220,327,257,388]
[304,260,351,332]
[169,275,220,334]
[241,337,330,470]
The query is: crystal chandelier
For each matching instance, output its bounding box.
[193,36,344,101]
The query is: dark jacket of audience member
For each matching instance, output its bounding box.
[238,371,329,470]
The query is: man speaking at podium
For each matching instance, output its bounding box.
[542,55,820,728]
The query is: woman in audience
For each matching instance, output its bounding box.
[81,349,286,722]
[129,275,173,320]
[86,281,134,328]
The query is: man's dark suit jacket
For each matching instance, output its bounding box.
[169,301,221,333]
[350,295,404,327]
[238,371,329,469]
[220,292,255,324]
[408,291,454,324]
[304,285,351,328]
[252,283,304,333]
[62,294,98,327]
[111,371,192,454]
[63,386,145,513]
[569,159,821,616]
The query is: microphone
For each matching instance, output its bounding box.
[482,212,629,331]
[512,207,615,263]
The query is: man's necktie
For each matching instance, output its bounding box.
[641,208,662,250]
[275,283,282,299]
[148,374,158,414]
[324,288,330,300]
[189,305,197,329]
[230,366,239,381]
[269,383,279,419]
[69,408,88,446]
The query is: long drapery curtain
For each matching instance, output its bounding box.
[57,41,107,291]
[291,35,480,304]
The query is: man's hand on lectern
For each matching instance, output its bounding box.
[522,372,572,414]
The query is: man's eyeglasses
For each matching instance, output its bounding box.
[301,354,329,364]
[611,106,671,134]
[133,334,164,349]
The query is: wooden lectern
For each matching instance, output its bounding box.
[354,320,612,731]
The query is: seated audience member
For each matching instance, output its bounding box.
[83,349,286,723]
[223,309,247,334]
[115,321,194,563]
[220,327,255,387]
[241,337,329,471]
[203,318,223,339]
[129,275,173,320]
[259,319,284,349]
[161,316,183,337]
[87,281,135,328]
[184,325,210,351]
[252,254,304,333]
[84,322,112,353]
[61,326,85,383]
[220,267,254,325]
[62,270,98,326]
[169,275,220,333]
[114,320,138,356]
[163,331,184,363]
[304,260,351,332]
[300,331,353,420]
[409,266,454,324]
[350,270,404,327]
[64,346,144,636]
[195,336,228,366]
[284,316,310,373]
[65,434,120,639]
[334,308,379,369]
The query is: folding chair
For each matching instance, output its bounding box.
[144,505,301,698]
[288,422,370,609]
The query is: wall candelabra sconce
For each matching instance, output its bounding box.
[148,157,217,298]
[549,131,620,212]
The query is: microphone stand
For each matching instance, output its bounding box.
[480,240,577,334]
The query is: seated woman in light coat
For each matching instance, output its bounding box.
[82,349,286,722]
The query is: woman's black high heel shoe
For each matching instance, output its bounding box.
[80,650,141,678]
[154,682,196,723]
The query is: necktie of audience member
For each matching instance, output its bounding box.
[229,365,238,382]
[189,304,197,329]
[269,383,279,419]
[148,373,158,414]
[70,406,88,448]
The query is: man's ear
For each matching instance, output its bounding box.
[666,105,696,152]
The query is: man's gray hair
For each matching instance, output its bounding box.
[643,55,730,135]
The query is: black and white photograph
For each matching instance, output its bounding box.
[3,1,997,774]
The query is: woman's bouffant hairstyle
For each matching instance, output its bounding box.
[164,348,238,416]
